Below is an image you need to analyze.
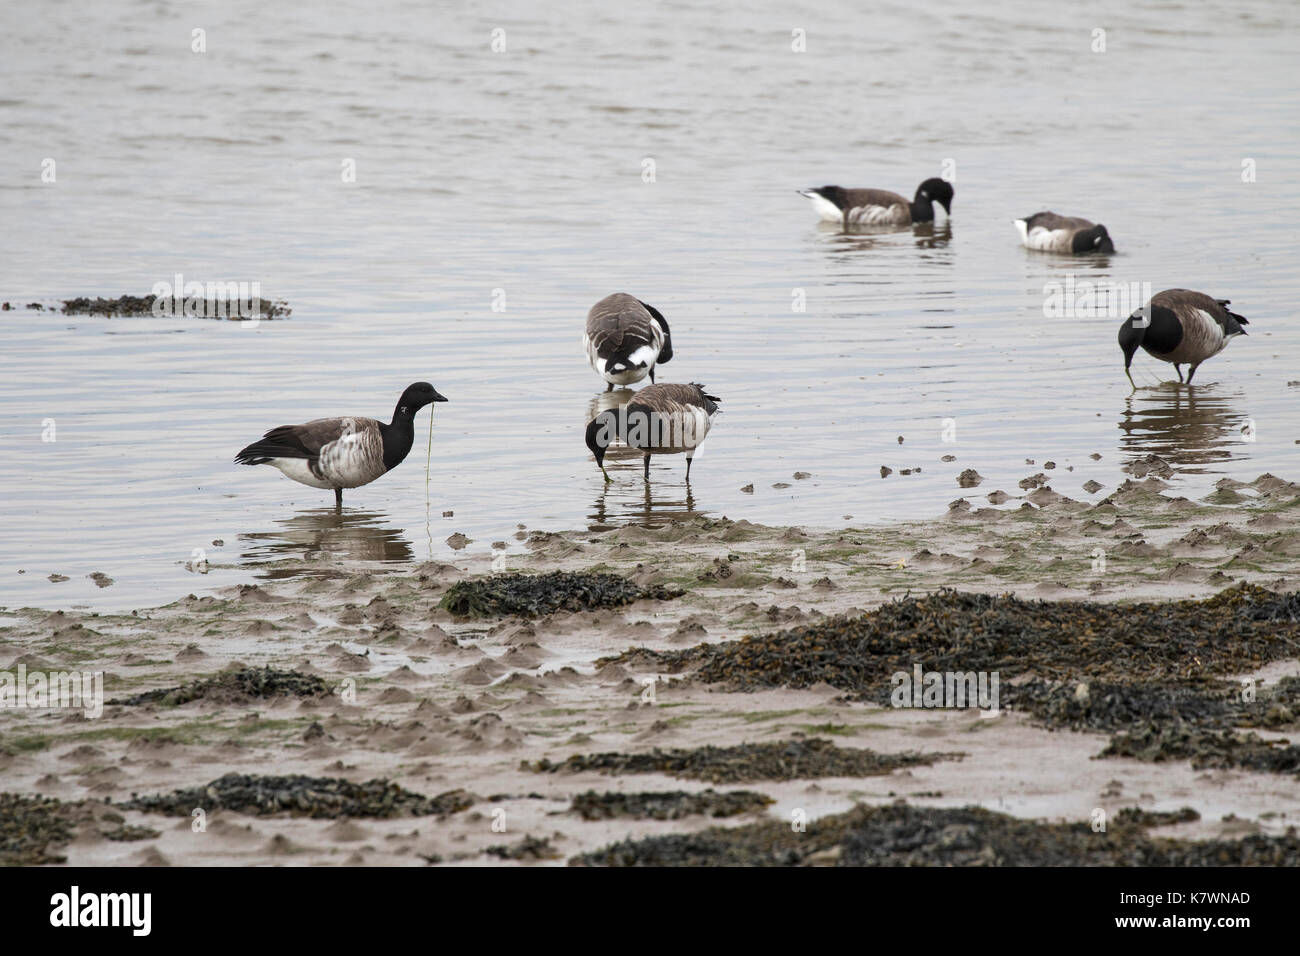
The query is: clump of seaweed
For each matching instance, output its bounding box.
[614,586,1300,776]
[59,294,290,318]
[108,666,331,707]
[1102,724,1300,775]
[572,803,1300,867]
[484,835,561,860]
[121,774,472,819]
[0,793,76,866]
[441,571,682,618]
[571,789,774,821]
[625,585,1300,699]
[526,738,961,784]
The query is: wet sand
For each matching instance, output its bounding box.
[3,467,1300,865]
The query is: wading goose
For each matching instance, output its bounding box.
[585,382,720,482]
[234,382,448,506]
[1118,289,1249,387]
[1014,212,1114,253]
[798,178,953,227]
[584,293,673,390]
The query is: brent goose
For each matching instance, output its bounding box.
[584,293,673,390]
[234,382,448,506]
[798,178,953,227]
[1118,289,1249,387]
[585,382,720,482]
[1014,212,1114,253]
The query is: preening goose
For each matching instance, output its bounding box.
[1014,212,1114,253]
[234,382,448,506]
[585,382,720,482]
[583,293,673,390]
[798,177,953,227]
[1118,289,1249,387]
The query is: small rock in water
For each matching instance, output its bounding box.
[793,472,811,480]
[1025,459,1035,465]
[1124,454,1174,479]
[880,466,892,478]
[772,482,791,489]
[986,490,1011,504]
[1090,453,1102,460]
[740,484,754,493]
[89,572,114,588]
[957,469,983,488]
[48,573,69,583]
[212,539,224,547]
[1083,480,1104,493]
[941,454,956,462]
[491,541,507,550]
[446,533,470,550]
[1044,461,1056,470]
[897,436,905,444]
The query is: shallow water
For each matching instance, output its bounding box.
[1,0,1298,610]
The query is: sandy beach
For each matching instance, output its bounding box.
[4,463,1299,865]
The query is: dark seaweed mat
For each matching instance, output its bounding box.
[441,571,683,618]
[526,738,961,784]
[617,586,1300,774]
[59,294,290,318]
[572,804,1300,867]
[484,835,561,860]
[121,774,472,819]
[1103,724,1300,775]
[108,667,331,707]
[1008,675,1300,733]
[571,789,774,821]
[0,793,75,866]
[625,585,1300,697]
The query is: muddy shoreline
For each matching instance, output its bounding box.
[3,470,1300,865]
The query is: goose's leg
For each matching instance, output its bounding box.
[605,383,613,393]
[685,456,693,482]
[649,367,656,384]
[643,454,651,480]
[1186,363,1200,384]
[1174,364,1183,383]
[334,488,343,508]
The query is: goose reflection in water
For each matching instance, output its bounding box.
[240,508,413,577]
[1119,381,1253,473]
[589,481,698,531]
[814,221,952,254]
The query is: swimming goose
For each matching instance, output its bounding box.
[1014,212,1114,253]
[234,382,448,506]
[584,293,673,390]
[798,178,953,227]
[585,382,720,482]
[1118,289,1248,387]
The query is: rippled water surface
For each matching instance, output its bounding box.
[1,0,1298,609]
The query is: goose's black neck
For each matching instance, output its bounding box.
[380,402,419,471]
[1142,305,1183,355]
[910,195,936,222]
